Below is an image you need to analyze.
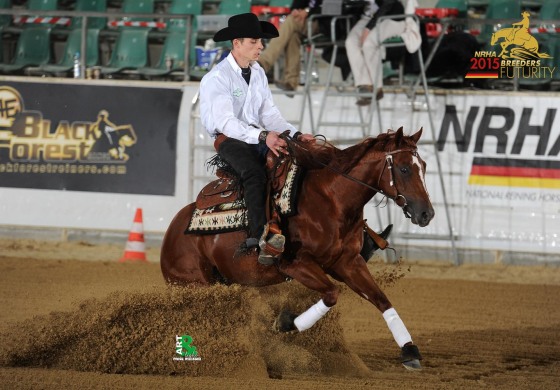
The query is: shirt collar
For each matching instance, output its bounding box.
[226,53,261,75]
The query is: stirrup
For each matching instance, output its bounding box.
[258,225,285,265]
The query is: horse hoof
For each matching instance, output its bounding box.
[400,344,422,371]
[273,310,298,333]
[402,359,422,371]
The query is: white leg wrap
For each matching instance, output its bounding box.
[293,299,331,332]
[383,308,412,348]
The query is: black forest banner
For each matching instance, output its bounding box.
[0,82,180,195]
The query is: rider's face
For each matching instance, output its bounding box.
[232,38,264,67]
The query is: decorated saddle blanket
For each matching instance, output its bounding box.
[185,159,303,234]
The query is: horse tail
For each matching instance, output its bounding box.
[284,134,338,170]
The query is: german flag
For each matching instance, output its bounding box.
[468,157,560,189]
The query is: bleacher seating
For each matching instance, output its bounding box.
[137,0,197,79]
[98,0,154,77]
[0,0,558,90]
[0,25,52,74]
[27,0,57,11]
[73,0,107,30]
[40,27,100,75]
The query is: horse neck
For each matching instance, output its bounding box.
[324,144,385,212]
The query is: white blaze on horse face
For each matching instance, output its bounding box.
[412,155,428,194]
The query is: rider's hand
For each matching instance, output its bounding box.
[266,131,288,157]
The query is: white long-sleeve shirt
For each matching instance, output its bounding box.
[199,53,297,144]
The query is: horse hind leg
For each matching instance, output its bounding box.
[160,204,217,285]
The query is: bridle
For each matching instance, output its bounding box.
[287,137,420,217]
[377,148,421,218]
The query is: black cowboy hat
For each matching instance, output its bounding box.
[213,13,279,42]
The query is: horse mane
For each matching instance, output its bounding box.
[285,136,340,170]
[286,128,416,173]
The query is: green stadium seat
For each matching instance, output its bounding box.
[268,0,293,7]
[98,0,155,76]
[99,28,150,75]
[121,0,155,22]
[138,31,186,78]
[0,0,12,63]
[218,0,252,15]
[27,0,58,11]
[167,0,202,32]
[73,0,107,30]
[138,0,202,79]
[0,26,52,73]
[0,0,12,32]
[40,28,100,75]
[539,0,560,21]
[436,0,468,18]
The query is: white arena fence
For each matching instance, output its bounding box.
[0,77,558,265]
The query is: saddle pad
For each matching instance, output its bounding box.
[274,162,301,217]
[186,201,248,234]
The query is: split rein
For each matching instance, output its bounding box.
[284,135,418,217]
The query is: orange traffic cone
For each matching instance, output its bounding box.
[120,208,147,262]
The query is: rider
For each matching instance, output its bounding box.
[199,13,315,265]
[508,11,531,43]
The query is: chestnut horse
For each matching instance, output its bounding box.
[161,127,434,370]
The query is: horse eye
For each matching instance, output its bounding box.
[400,167,409,174]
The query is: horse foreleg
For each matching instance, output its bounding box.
[331,257,422,370]
[275,259,339,332]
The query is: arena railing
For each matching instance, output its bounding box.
[0,8,194,81]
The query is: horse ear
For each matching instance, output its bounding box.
[395,127,404,146]
[410,128,423,144]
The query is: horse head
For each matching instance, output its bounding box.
[377,127,435,227]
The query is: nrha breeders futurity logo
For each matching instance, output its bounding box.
[465,11,555,80]
[173,334,201,361]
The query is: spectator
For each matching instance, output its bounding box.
[258,0,322,94]
[346,0,420,105]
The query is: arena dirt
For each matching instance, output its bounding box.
[0,239,559,389]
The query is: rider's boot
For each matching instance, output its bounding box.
[258,223,285,266]
[361,223,393,262]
